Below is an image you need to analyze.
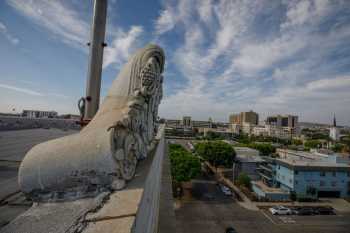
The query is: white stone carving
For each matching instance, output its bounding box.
[18,44,165,200]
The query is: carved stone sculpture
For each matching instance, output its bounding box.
[18,44,165,200]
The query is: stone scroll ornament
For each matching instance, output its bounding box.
[18,44,165,201]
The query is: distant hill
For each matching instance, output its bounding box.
[299,122,330,128]
[299,122,349,129]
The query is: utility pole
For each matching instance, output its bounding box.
[84,0,108,120]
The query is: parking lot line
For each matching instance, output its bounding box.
[279,216,296,224]
[260,210,278,225]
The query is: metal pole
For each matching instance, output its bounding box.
[84,0,108,119]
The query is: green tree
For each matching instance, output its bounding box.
[169,143,187,153]
[304,140,322,149]
[169,144,201,182]
[204,131,225,140]
[331,143,345,153]
[236,172,251,189]
[292,139,303,146]
[247,143,276,156]
[195,141,236,168]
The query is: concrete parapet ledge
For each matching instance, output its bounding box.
[1,127,170,233]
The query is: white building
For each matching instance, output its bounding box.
[242,122,254,134]
[252,126,268,136]
[251,124,292,139]
[329,115,340,141]
[228,123,241,134]
[22,110,58,118]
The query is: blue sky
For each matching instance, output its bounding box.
[0,0,350,125]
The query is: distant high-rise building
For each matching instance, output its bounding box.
[242,111,259,125]
[265,114,299,138]
[266,114,298,128]
[229,113,241,124]
[229,111,259,125]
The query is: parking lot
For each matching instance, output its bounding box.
[261,207,350,226]
[175,175,350,233]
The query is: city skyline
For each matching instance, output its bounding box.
[0,0,350,125]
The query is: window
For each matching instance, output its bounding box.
[295,180,298,185]
[332,171,336,177]
[331,181,337,187]
[320,172,326,177]
[294,170,299,175]
[320,181,325,186]
[347,172,350,177]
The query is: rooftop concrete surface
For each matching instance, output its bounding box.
[1,128,176,233]
[0,128,78,228]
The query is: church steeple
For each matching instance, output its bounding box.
[333,114,336,127]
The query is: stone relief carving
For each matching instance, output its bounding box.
[18,44,165,200]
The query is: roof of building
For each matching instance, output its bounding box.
[234,147,260,153]
[234,147,264,163]
[275,158,350,172]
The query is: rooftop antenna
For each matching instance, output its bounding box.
[79,0,108,125]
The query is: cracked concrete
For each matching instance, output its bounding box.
[0,192,110,233]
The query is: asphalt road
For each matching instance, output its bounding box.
[175,179,350,233]
[0,128,78,227]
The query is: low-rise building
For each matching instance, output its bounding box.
[182,116,192,128]
[274,158,350,198]
[241,122,254,135]
[22,110,58,118]
[228,123,241,134]
[252,125,268,136]
[233,147,263,181]
[256,149,350,199]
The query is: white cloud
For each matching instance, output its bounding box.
[0,83,73,99]
[155,8,177,35]
[233,33,307,74]
[0,83,43,96]
[281,0,331,29]
[7,0,144,69]
[0,21,19,45]
[158,0,268,120]
[7,0,89,48]
[156,0,350,124]
[306,76,350,91]
[103,26,143,68]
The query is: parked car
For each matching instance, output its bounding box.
[226,227,237,233]
[293,207,315,215]
[269,206,292,215]
[314,207,335,215]
[220,184,232,196]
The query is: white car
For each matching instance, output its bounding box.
[269,206,292,215]
[220,185,232,196]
